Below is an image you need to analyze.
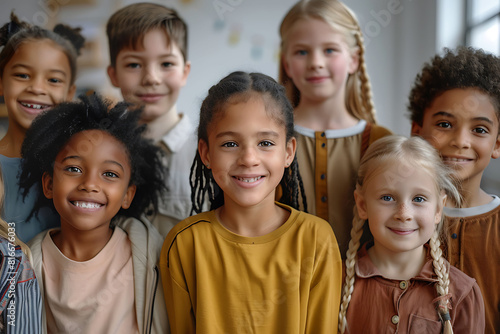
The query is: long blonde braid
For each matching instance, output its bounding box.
[338,205,365,333]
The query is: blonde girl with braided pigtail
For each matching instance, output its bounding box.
[279,0,392,259]
[338,135,485,333]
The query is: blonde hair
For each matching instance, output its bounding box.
[279,0,376,123]
[0,168,32,261]
[338,135,460,334]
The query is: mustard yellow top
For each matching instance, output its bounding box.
[160,203,342,333]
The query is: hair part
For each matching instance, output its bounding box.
[408,46,500,127]
[338,135,460,333]
[279,0,376,123]
[106,2,188,67]
[0,11,85,84]
[19,93,166,221]
[190,71,307,213]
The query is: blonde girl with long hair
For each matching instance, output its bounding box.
[279,0,392,258]
[338,135,485,333]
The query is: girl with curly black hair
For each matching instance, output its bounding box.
[20,93,169,333]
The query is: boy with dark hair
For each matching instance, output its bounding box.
[410,46,500,334]
[107,3,195,237]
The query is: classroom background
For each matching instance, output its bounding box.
[1,0,499,194]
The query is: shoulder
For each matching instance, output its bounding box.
[164,211,214,246]
[114,216,164,259]
[367,123,392,143]
[448,263,482,304]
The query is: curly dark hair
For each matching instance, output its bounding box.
[408,46,500,127]
[190,71,307,214]
[19,93,166,220]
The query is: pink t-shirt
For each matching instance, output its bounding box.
[42,228,139,334]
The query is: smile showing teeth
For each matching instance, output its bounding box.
[235,176,262,183]
[20,102,49,109]
[72,201,103,209]
[444,157,470,162]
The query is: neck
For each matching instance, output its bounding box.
[0,123,27,158]
[368,243,426,280]
[216,199,289,237]
[294,95,358,131]
[142,106,181,142]
[52,223,114,262]
[448,173,491,208]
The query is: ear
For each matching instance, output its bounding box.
[180,61,191,87]
[198,139,210,168]
[107,65,119,88]
[354,187,368,220]
[491,134,500,159]
[348,47,360,74]
[67,84,76,101]
[42,172,54,199]
[285,137,296,167]
[411,121,422,136]
[121,184,137,209]
[435,191,447,225]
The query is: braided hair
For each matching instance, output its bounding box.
[338,135,460,333]
[190,71,307,214]
[279,0,377,123]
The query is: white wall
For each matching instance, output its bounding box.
[1,0,498,192]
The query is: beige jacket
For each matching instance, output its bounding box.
[29,216,169,334]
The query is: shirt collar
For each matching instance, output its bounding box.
[355,243,439,283]
[160,114,195,153]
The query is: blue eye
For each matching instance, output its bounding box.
[381,195,393,202]
[296,50,307,56]
[413,196,425,203]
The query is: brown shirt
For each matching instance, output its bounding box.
[443,196,500,334]
[346,244,485,334]
[295,121,391,258]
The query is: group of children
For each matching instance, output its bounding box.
[0,0,497,333]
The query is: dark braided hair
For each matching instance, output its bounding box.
[0,11,85,84]
[19,93,166,220]
[190,71,307,214]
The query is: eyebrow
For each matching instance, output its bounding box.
[215,131,280,139]
[61,156,125,172]
[11,64,68,77]
[432,110,494,125]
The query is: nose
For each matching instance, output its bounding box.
[26,77,47,95]
[238,146,259,167]
[309,50,324,70]
[394,202,412,222]
[450,128,471,149]
[142,65,161,86]
[77,173,100,193]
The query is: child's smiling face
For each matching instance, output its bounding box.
[198,94,296,210]
[0,39,76,131]
[412,88,500,187]
[42,130,136,233]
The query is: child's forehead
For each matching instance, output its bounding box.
[424,88,499,123]
[121,28,181,54]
